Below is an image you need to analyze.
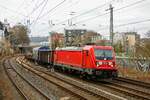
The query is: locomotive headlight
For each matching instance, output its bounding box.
[99,62,102,65]
[96,62,102,66]
[96,62,99,66]
[109,62,113,67]
[109,62,113,65]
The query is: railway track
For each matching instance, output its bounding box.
[110,77,150,99]
[2,57,51,100]
[115,77,150,89]
[53,71,150,100]
[53,72,150,100]
[18,56,150,100]
[17,56,126,100]
[2,58,28,100]
[98,80,150,100]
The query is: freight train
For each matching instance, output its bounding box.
[28,45,118,79]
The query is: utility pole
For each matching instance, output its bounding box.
[48,20,53,49]
[27,19,31,34]
[106,4,114,46]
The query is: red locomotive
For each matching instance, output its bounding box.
[53,45,118,79]
[29,45,118,79]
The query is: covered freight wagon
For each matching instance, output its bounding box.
[38,46,53,64]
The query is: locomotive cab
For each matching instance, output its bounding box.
[93,46,118,78]
[94,48,115,68]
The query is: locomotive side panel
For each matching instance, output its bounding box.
[82,49,96,69]
[54,50,83,68]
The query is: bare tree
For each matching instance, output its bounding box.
[9,24,30,46]
[129,39,150,72]
[114,40,124,53]
[51,32,64,49]
[81,31,98,45]
[145,30,150,37]
[0,39,14,56]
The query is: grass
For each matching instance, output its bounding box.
[117,65,150,83]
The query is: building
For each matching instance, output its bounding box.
[4,19,10,31]
[140,38,150,44]
[89,33,102,43]
[49,32,64,48]
[81,31,102,45]
[124,32,140,48]
[113,32,124,45]
[64,29,87,46]
[0,21,4,41]
[113,32,140,54]
[96,39,111,46]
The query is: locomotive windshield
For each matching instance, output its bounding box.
[94,49,113,60]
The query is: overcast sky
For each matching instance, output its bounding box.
[0,0,150,37]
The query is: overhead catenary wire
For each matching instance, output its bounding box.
[74,0,146,24]
[38,0,113,31]
[30,0,48,26]
[29,0,66,27]
[55,0,113,25]
[27,0,47,18]
[37,0,147,33]
[16,0,26,10]
[18,0,46,26]
[37,0,66,20]
[115,18,150,28]
[32,0,40,8]
[98,18,150,30]
[33,0,149,36]
[0,4,26,17]
[51,18,150,34]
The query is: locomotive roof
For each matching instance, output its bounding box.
[33,46,51,51]
[33,47,41,51]
[38,46,51,51]
[56,45,113,51]
[83,45,113,50]
[56,46,83,51]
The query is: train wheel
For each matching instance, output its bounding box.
[86,75,91,80]
[112,71,118,78]
[79,71,84,79]
[51,67,55,72]
[79,72,86,79]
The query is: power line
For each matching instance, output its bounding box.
[29,0,66,27]
[99,18,150,30]
[115,18,150,28]
[37,0,66,20]
[27,0,47,18]
[16,0,26,10]
[40,18,150,34]
[32,0,40,7]
[30,0,48,26]
[55,0,113,25]
[74,0,146,24]
[0,4,26,17]
[19,0,46,26]
[37,0,147,33]
[43,0,147,32]
[115,0,146,11]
